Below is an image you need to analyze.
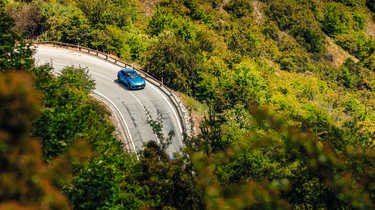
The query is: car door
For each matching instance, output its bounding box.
[118,71,126,84]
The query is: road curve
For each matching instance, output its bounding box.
[34,45,183,156]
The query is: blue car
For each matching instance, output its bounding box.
[117,69,146,90]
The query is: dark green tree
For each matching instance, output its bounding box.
[0,72,70,210]
[192,107,375,209]
[133,111,205,209]
[0,0,33,71]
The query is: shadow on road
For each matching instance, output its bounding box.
[114,79,146,91]
[114,79,132,91]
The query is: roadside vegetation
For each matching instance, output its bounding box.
[2,0,375,209]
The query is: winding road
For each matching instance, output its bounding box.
[34,45,183,156]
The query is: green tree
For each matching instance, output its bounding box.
[75,0,139,29]
[192,107,375,209]
[322,2,366,36]
[32,67,97,160]
[144,32,202,94]
[0,72,70,210]
[0,0,33,71]
[7,2,47,39]
[67,153,143,210]
[223,0,253,18]
[41,4,92,45]
[132,111,204,209]
[267,0,326,55]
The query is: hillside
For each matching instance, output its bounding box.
[2,0,375,209]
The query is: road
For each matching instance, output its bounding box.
[34,45,183,156]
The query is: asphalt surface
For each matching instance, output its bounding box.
[34,45,183,156]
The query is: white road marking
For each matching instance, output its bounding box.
[93,91,138,157]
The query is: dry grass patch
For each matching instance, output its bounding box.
[326,36,358,67]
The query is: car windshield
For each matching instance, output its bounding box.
[126,71,139,79]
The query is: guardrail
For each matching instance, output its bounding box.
[35,41,192,142]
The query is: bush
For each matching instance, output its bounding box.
[363,53,375,70]
[322,3,352,36]
[335,32,375,60]
[322,3,366,36]
[267,0,296,30]
[148,8,197,41]
[220,61,269,108]
[335,0,366,7]
[40,4,91,45]
[144,32,201,94]
[223,0,253,18]
[291,21,326,55]
[148,8,175,36]
[277,34,313,72]
[32,67,100,160]
[0,0,33,71]
[267,0,326,55]
[339,66,357,88]
[0,71,71,210]
[7,2,47,39]
[227,28,263,57]
[184,0,213,24]
[74,0,140,28]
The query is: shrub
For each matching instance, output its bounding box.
[144,32,201,94]
[220,61,269,108]
[277,34,312,72]
[267,0,326,55]
[148,8,197,41]
[183,0,213,24]
[363,53,375,70]
[267,0,296,30]
[7,2,47,39]
[227,28,263,57]
[291,22,326,55]
[40,4,91,45]
[74,0,140,28]
[125,33,149,61]
[353,10,367,31]
[335,32,375,60]
[148,8,175,36]
[335,0,366,7]
[0,0,33,71]
[32,67,100,160]
[340,66,357,88]
[223,0,253,18]
[322,3,352,36]
[322,3,366,36]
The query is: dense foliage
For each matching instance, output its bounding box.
[0,0,33,71]
[0,71,71,209]
[3,0,375,209]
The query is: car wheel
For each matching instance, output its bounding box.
[127,83,131,90]
[117,75,120,82]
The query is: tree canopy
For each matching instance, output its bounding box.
[2,0,375,209]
